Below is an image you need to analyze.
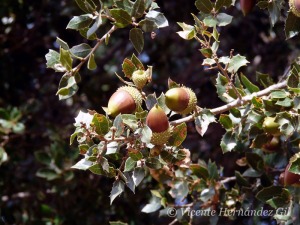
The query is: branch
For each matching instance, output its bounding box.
[72,25,118,74]
[170,80,287,125]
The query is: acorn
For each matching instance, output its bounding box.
[240,0,256,16]
[262,117,281,136]
[165,87,197,114]
[283,163,300,187]
[289,0,300,17]
[146,104,172,145]
[261,136,280,153]
[132,70,148,89]
[107,86,143,117]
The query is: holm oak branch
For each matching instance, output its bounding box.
[170,80,288,126]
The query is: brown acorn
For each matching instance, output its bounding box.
[165,87,197,115]
[261,136,280,153]
[283,163,300,187]
[290,0,300,17]
[107,86,142,117]
[146,104,172,145]
[240,0,256,16]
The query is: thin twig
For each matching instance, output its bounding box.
[72,25,118,74]
[220,176,236,184]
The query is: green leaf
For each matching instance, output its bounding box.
[109,221,128,225]
[56,37,69,50]
[160,150,176,164]
[36,168,60,181]
[256,72,274,88]
[270,90,288,99]
[195,0,213,14]
[216,13,233,27]
[168,123,187,147]
[124,157,136,172]
[285,11,300,39]
[45,50,60,70]
[246,153,264,172]
[157,93,171,114]
[115,0,134,14]
[0,147,8,165]
[227,54,249,73]
[133,167,145,186]
[87,53,97,70]
[91,113,109,136]
[141,125,152,144]
[195,109,216,136]
[110,8,132,28]
[129,28,144,54]
[256,186,290,208]
[241,73,260,93]
[87,15,102,38]
[75,0,97,13]
[208,161,219,180]
[128,149,143,161]
[145,93,157,110]
[131,0,145,18]
[215,0,234,11]
[220,131,237,153]
[67,14,93,30]
[169,181,189,200]
[122,114,138,130]
[122,58,136,78]
[110,180,125,204]
[145,10,168,28]
[79,27,97,40]
[268,0,282,27]
[138,19,158,32]
[177,22,195,40]
[235,171,250,187]
[189,164,209,179]
[145,157,162,169]
[289,155,300,175]
[141,195,162,213]
[113,114,124,137]
[288,64,300,88]
[57,75,79,100]
[59,48,72,71]
[131,53,144,69]
[219,114,233,130]
[70,43,92,59]
[106,141,120,155]
[71,157,93,170]
[35,151,51,165]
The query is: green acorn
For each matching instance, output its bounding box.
[289,0,300,17]
[165,87,197,115]
[132,70,148,89]
[107,86,143,117]
[262,117,281,136]
[146,105,172,145]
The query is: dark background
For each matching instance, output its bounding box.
[0,0,296,224]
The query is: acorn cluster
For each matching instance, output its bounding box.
[106,79,197,146]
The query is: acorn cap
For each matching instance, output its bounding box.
[107,86,143,117]
[289,0,300,17]
[146,104,172,145]
[132,70,148,89]
[165,87,197,115]
[150,127,173,146]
